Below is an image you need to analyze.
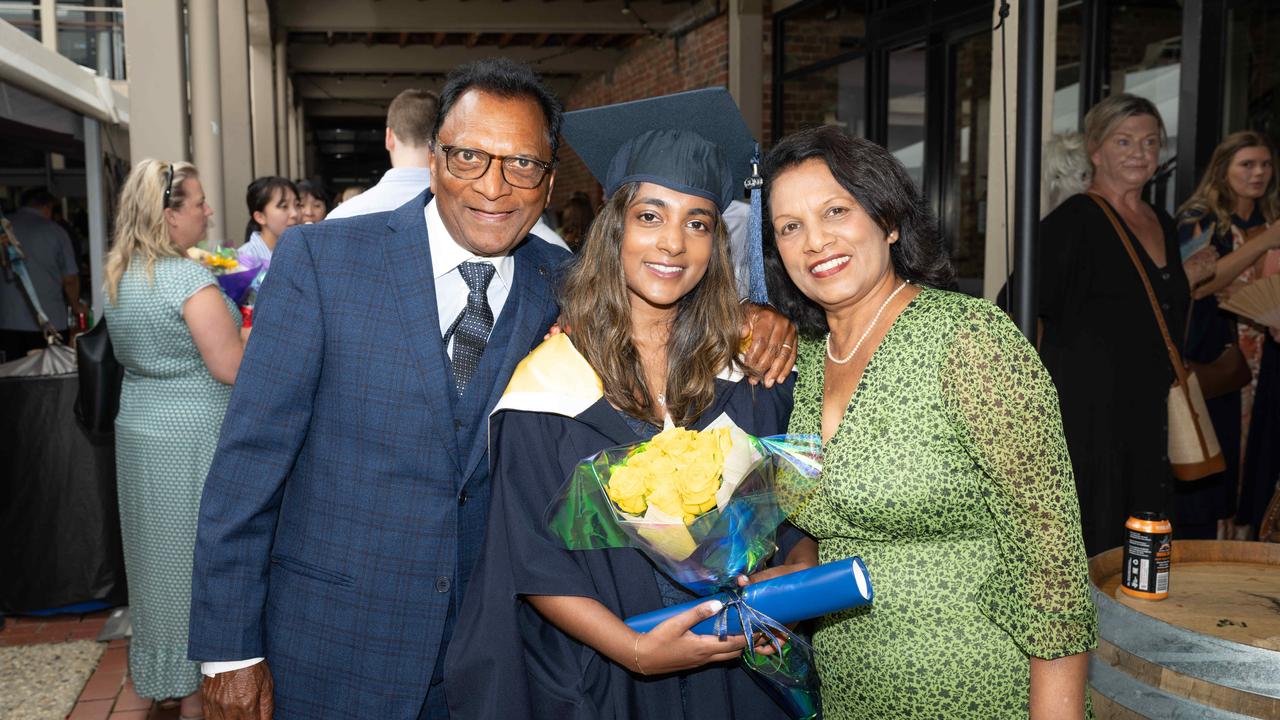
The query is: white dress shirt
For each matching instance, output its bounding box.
[201,199,518,678]
[324,167,432,220]
[425,198,513,354]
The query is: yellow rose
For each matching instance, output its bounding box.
[647,482,684,518]
[606,465,648,515]
[676,465,720,511]
[641,454,679,492]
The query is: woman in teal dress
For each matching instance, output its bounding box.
[104,159,248,717]
[760,126,1097,718]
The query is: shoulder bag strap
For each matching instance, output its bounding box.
[1087,191,1190,389]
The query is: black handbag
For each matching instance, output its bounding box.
[74,318,123,440]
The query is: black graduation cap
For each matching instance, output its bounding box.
[560,88,758,212]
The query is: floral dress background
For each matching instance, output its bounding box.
[787,287,1097,719]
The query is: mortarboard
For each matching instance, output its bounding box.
[561,88,769,303]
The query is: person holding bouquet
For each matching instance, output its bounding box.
[760,126,1096,719]
[104,159,246,719]
[445,90,810,719]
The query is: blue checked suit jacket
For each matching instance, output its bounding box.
[188,191,568,718]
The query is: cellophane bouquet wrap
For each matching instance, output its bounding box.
[187,247,268,306]
[545,415,826,719]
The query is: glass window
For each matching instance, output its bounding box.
[887,44,928,189]
[779,0,867,75]
[0,3,41,41]
[1053,0,1084,132]
[1105,0,1181,158]
[54,5,125,79]
[1222,0,1280,138]
[947,31,992,297]
[778,58,866,138]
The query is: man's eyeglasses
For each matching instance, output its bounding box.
[162,163,174,209]
[436,145,553,189]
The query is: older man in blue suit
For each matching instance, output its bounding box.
[188,58,570,719]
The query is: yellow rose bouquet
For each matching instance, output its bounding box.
[545,420,831,718]
[547,414,821,595]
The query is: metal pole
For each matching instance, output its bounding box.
[1013,0,1043,340]
[84,115,106,322]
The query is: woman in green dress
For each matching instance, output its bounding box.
[759,126,1096,718]
[104,159,248,718]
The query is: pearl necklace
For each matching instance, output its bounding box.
[826,280,909,365]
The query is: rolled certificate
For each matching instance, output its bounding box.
[625,557,873,635]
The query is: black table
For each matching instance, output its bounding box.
[0,374,126,612]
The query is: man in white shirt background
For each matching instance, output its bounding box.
[326,88,568,251]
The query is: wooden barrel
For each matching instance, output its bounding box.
[1088,540,1280,719]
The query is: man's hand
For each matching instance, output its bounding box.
[203,661,274,720]
[742,304,798,387]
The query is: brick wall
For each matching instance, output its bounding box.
[769,2,866,139]
[551,5,774,212]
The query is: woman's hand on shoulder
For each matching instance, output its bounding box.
[634,600,748,675]
[742,304,798,387]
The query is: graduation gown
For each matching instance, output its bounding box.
[445,335,795,719]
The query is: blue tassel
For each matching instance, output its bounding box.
[746,144,768,305]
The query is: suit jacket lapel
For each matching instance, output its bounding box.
[459,241,558,483]
[382,190,463,474]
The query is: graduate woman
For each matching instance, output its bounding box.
[445,90,809,720]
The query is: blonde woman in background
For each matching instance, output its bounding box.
[1043,131,1093,215]
[1037,94,1189,556]
[104,159,247,719]
[1177,131,1280,539]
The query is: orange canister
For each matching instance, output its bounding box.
[1121,511,1172,600]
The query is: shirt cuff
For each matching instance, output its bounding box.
[201,658,265,677]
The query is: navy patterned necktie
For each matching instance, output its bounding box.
[445,261,496,397]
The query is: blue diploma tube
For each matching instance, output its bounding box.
[625,557,873,635]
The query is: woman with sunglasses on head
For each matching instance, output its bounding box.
[446,90,806,720]
[104,159,247,719]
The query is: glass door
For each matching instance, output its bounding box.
[942,29,992,297]
[887,44,928,189]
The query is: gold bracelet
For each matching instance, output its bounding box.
[633,633,647,676]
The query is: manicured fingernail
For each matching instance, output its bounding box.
[706,600,724,613]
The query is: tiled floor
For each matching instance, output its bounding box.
[1,610,182,720]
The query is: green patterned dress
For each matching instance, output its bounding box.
[788,287,1096,719]
[105,257,239,698]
